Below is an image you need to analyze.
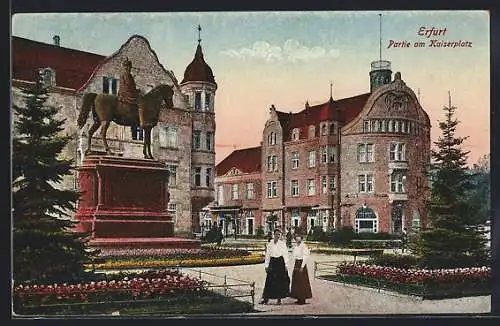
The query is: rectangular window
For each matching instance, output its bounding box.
[321,176,327,194]
[367,174,374,192]
[218,185,224,204]
[103,76,110,94]
[328,146,336,163]
[321,146,328,164]
[363,120,370,132]
[358,174,373,193]
[377,120,383,132]
[246,183,254,199]
[291,180,299,197]
[167,165,177,187]
[308,150,316,168]
[389,120,394,132]
[193,131,201,150]
[358,143,374,162]
[358,175,366,192]
[329,176,335,193]
[381,120,387,132]
[267,181,277,198]
[159,125,178,148]
[390,143,406,161]
[390,172,406,193]
[195,92,202,111]
[206,168,212,187]
[307,179,315,196]
[366,144,374,162]
[194,167,201,186]
[206,132,213,151]
[267,156,273,172]
[205,93,211,111]
[357,144,366,162]
[167,203,177,222]
[370,120,376,132]
[272,155,277,171]
[231,184,239,200]
[292,152,299,169]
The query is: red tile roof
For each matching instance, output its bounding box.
[181,44,216,85]
[276,93,371,141]
[12,36,105,90]
[215,146,262,176]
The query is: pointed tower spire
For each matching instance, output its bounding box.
[330,80,333,99]
[197,24,202,45]
[418,88,421,102]
[379,13,382,62]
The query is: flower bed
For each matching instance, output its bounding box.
[348,239,402,249]
[13,269,255,315]
[89,251,265,270]
[334,262,491,299]
[13,270,206,312]
[97,248,251,260]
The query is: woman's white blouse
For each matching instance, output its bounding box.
[264,240,289,269]
[292,242,310,269]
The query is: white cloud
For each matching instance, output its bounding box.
[220,39,340,62]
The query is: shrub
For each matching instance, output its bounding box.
[366,253,419,269]
[354,232,401,240]
[306,226,326,242]
[255,226,265,238]
[328,226,355,247]
[348,239,402,249]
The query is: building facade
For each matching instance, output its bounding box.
[214,60,430,235]
[12,34,217,236]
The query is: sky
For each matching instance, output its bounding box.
[11,11,490,166]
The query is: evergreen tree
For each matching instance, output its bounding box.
[12,79,97,284]
[412,94,489,269]
[465,154,490,226]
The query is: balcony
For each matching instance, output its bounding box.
[388,161,408,170]
[388,193,408,202]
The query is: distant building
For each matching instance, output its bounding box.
[11,34,217,236]
[214,60,431,235]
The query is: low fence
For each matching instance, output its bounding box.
[174,266,256,307]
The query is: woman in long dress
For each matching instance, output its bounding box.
[260,228,290,305]
[290,234,312,305]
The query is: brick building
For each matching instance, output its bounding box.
[12,34,217,236]
[214,59,430,235]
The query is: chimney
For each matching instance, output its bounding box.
[53,35,60,46]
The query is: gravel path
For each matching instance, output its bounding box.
[179,253,491,315]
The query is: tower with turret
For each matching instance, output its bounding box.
[180,25,217,232]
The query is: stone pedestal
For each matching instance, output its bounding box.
[75,155,200,249]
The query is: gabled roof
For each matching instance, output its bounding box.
[276,93,371,141]
[216,146,262,176]
[181,44,216,85]
[12,36,105,89]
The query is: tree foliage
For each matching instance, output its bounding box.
[411,97,489,268]
[12,81,97,284]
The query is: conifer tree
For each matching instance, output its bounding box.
[12,78,97,283]
[412,93,489,268]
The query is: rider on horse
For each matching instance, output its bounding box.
[118,58,144,128]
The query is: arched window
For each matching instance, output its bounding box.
[292,128,300,141]
[355,206,378,233]
[308,125,316,139]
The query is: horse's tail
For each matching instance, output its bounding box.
[77,93,97,129]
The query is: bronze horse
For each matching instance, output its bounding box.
[77,84,174,159]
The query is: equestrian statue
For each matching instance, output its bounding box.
[77,58,174,159]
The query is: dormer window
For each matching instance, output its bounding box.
[292,128,300,141]
[38,67,56,87]
[308,125,316,138]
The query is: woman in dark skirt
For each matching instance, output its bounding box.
[290,234,312,304]
[260,228,290,305]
